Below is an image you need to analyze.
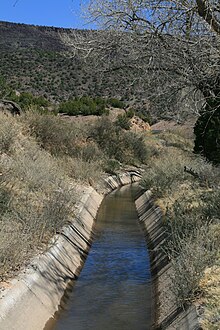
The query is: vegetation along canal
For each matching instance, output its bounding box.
[52,185,153,330]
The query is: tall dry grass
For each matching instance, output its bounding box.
[0,113,77,279]
[141,130,220,308]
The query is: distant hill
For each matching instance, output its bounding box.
[0,21,96,101]
[0,21,68,51]
[0,21,137,104]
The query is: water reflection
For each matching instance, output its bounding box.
[53,185,153,330]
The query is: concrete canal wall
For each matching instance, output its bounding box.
[135,190,200,330]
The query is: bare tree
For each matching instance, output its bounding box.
[84,0,220,36]
[63,0,218,121]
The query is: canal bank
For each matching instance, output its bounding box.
[135,190,200,330]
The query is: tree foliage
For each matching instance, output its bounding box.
[194,106,220,163]
[58,96,108,116]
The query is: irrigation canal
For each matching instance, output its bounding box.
[50,184,153,330]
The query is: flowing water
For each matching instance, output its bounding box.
[52,185,153,330]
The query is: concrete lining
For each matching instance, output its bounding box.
[0,172,140,330]
[135,190,201,330]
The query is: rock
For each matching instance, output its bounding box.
[129,115,151,132]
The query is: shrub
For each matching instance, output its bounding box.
[168,226,219,306]
[194,107,220,164]
[141,148,190,196]
[8,91,50,111]
[79,142,104,162]
[0,116,77,278]
[0,75,12,99]
[90,116,123,160]
[57,156,104,184]
[0,185,10,216]
[58,96,109,116]
[37,188,73,235]
[22,112,87,157]
[122,131,148,163]
[107,98,125,109]
[104,158,121,175]
[91,117,148,164]
[141,144,218,196]
[0,113,20,154]
[126,108,135,118]
[164,197,220,306]
[115,114,131,130]
[0,213,28,276]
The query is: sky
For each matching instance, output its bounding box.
[0,0,92,29]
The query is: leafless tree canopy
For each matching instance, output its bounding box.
[85,0,220,36]
[65,0,220,119]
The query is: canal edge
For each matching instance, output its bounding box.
[135,190,201,330]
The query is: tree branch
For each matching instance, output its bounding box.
[196,0,220,35]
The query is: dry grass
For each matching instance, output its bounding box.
[0,114,20,154]
[0,113,77,279]
[158,130,193,151]
[141,147,195,196]
[141,130,220,313]
[199,265,220,330]
[57,156,104,184]
[20,111,88,157]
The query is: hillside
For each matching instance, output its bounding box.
[0,21,137,105]
[0,21,68,51]
[0,21,94,101]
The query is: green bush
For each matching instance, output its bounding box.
[91,117,123,160]
[107,98,125,109]
[126,108,135,118]
[104,158,121,175]
[0,75,12,99]
[8,91,50,111]
[138,112,154,125]
[58,96,109,116]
